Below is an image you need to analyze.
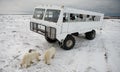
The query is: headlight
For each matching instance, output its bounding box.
[51,27,56,35]
[46,27,56,39]
[30,22,38,31]
[30,22,33,30]
[51,27,56,39]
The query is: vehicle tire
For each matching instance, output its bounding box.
[85,30,96,40]
[61,35,75,50]
[45,37,57,43]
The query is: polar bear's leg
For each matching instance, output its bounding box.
[25,59,31,68]
[45,57,47,64]
[20,62,24,68]
[45,55,50,65]
[52,54,55,59]
[46,57,51,65]
[30,61,34,64]
[36,56,40,61]
[23,61,28,68]
[20,63,24,68]
[27,63,31,68]
[29,58,34,64]
[33,52,40,62]
[44,55,47,64]
[37,57,40,61]
[47,60,51,65]
[24,64,27,68]
[23,59,27,68]
[45,60,47,64]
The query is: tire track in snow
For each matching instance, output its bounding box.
[100,32,112,72]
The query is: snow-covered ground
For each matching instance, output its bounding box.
[0,15,120,72]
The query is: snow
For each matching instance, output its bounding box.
[0,15,120,72]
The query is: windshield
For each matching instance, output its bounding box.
[44,9,60,23]
[33,8,45,19]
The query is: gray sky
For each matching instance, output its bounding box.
[0,0,120,16]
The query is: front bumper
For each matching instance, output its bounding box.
[30,22,56,39]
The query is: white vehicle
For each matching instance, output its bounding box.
[30,5,104,50]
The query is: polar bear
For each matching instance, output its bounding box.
[20,51,41,68]
[44,47,56,65]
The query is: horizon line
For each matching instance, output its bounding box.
[0,14,120,17]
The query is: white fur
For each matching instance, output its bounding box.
[44,47,56,65]
[20,51,40,68]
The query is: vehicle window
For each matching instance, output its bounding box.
[92,16,95,21]
[33,8,45,19]
[95,16,101,21]
[63,13,101,22]
[77,14,83,21]
[86,15,90,21]
[70,13,75,20]
[63,13,86,22]
[44,9,60,23]
[63,13,69,22]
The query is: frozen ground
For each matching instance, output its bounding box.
[0,15,120,72]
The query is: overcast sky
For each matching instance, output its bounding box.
[0,0,120,16]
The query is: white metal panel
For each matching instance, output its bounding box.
[67,21,103,34]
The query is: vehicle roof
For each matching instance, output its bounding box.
[35,4,63,10]
[63,7,104,16]
[35,5,104,16]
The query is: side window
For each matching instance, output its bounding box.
[70,13,75,21]
[92,16,101,21]
[82,14,87,21]
[86,15,90,21]
[63,13,87,22]
[95,16,101,21]
[63,13,69,22]
[86,15,93,21]
[69,13,83,22]
[78,14,83,21]
[75,14,82,21]
[63,13,101,22]
[63,13,78,22]
[83,15,101,22]
[92,16,95,21]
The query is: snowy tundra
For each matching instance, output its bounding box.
[0,15,120,72]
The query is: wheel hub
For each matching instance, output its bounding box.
[66,40,73,48]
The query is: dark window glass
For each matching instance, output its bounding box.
[44,9,60,23]
[33,8,45,19]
